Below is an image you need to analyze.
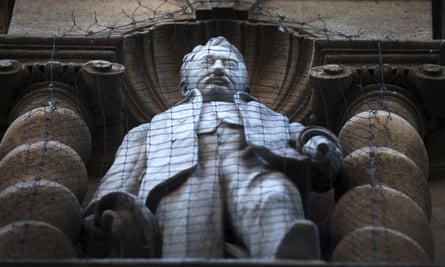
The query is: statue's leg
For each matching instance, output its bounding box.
[221,148,320,259]
[154,171,224,258]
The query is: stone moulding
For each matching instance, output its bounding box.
[313,39,445,67]
[0,31,442,126]
[0,33,442,127]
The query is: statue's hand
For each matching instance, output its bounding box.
[303,135,343,174]
[298,126,343,191]
[79,192,162,258]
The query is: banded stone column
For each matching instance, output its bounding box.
[310,64,433,263]
[0,61,124,259]
[0,76,91,258]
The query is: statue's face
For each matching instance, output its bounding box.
[182,45,248,101]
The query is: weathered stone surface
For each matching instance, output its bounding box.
[9,0,181,36]
[332,226,430,263]
[0,141,88,201]
[309,64,353,127]
[345,85,425,136]
[0,221,76,259]
[430,179,445,263]
[192,0,256,11]
[10,82,89,123]
[8,0,432,40]
[332,184,434,261]
[0,180,81,242]
[411,64,445,117]
[0,106,91,161]
[338,110,429,178]
[340,146,431,219]
[256,0,432,40]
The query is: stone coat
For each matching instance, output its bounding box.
[91,89,311,211]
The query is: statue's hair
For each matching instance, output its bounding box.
[182,36,243,64]
[179,36,249,95]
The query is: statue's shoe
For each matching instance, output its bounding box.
[275,219,321,260]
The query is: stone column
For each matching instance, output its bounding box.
[0,61,92,259]
[310,64,433,263]
[0,83,90,258]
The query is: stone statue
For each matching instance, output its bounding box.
[81,36,343,259]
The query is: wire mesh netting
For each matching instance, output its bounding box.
[0,0,437,263]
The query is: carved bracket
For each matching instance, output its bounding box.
[0,59,126,177]
[310,63,445,136]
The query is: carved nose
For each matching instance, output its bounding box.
[212,60,224,76]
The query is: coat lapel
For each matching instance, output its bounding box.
[138,90,202,208]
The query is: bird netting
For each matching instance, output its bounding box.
[0,0,437,264]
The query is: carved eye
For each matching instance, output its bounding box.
[225,59,238,69]
[205,57,215,66]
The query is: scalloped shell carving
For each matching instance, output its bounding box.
[121,20,313,123]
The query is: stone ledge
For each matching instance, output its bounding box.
[0,259,434,267]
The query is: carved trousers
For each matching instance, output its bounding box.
[154,124,305,258]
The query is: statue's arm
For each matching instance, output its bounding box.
[89,123,149,206]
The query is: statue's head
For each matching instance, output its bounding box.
[180,36,249,101]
